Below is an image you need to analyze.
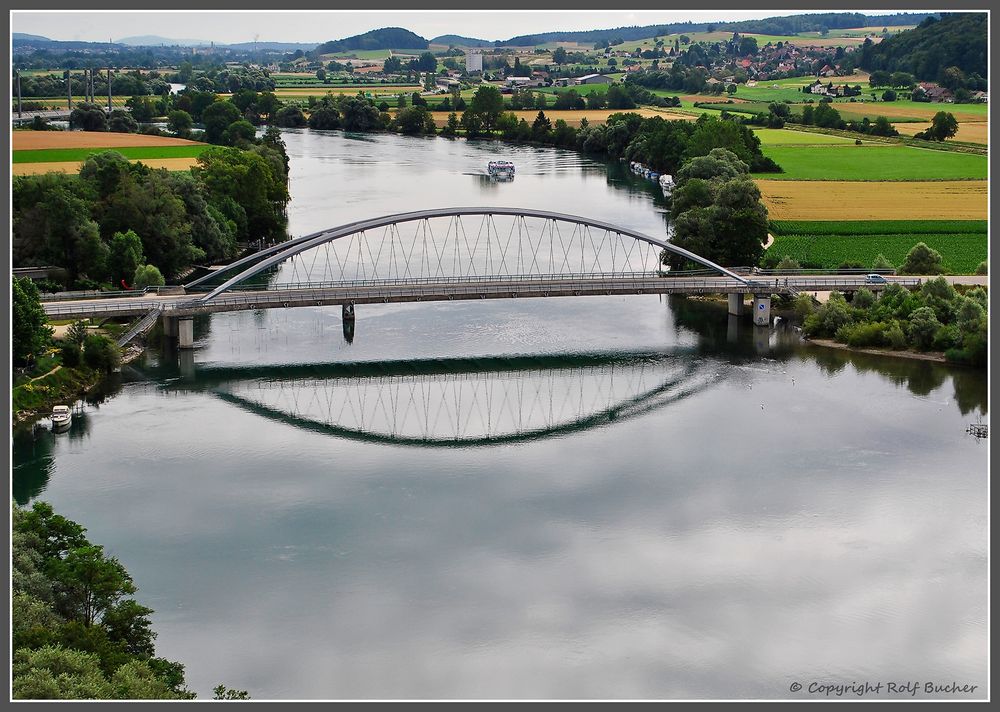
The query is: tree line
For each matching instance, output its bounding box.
[12,130,290,290]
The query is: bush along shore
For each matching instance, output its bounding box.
[792,278,987,367]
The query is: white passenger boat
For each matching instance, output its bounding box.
[487,160,515,178]
[51,405,71,432]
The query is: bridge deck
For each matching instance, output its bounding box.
[41,276,923,320]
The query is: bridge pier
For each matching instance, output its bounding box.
[342,302,355,321]
[162,315,178,339]
[178,317,195,349]
[727,292,746,316]
[727,314,740,343]
[752,294,771,327]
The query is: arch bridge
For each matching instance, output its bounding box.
[40,207,915,347]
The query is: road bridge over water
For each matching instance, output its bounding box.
[40,207,924,348]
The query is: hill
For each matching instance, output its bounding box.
[431,34,493,48]
[12,33,51,42]
[496,12,934,46]
[859,13,987,81]
[315,27,428,54]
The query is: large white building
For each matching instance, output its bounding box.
[465,49,483,73]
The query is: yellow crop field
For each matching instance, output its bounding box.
[13,132,203,150]
[893,121,988,145]
[755,179,987,220]
[829,102,985,123]
[12,157,200,176]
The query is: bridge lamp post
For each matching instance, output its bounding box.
[15,69,21,117]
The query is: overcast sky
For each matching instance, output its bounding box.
[12,10,839,44]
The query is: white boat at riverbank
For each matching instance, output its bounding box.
[50,405,71,432]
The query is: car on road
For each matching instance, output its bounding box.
[865,273,888,284]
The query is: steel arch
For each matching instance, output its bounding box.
[193,207,751,302]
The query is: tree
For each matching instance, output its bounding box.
[107,231,145,288]
[881,89,897,101]
[872,254,895,272]
[338,96,380,132]
[466,85,505,134]
[213,684,251,700]
[908,306,941,349]
[441,112,460,137]
[107,110,138,134]
[917,111,958,141]
[223,119,257,145]
[307,106,341,130]
[201,100,241,144]
[81,335,121,374]
[899,242,943,275]
[316,68,327,82]
[552,47,567,64]
[395,106,432,135]
[531,111,552,141]
[273,106,306,128]
[132,265,165,289]
[13,277,52,367]
[70,103,107,132]
[166,110,192,136]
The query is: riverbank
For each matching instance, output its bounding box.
[12,364,104,425]
[804,337,948,363]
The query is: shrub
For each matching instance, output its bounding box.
[932,323,962,351]
[907,306,940,350]
[775,255,801,270]
[59,341,82,368]
[793,293,815,320]
[852,287,875,309]
[885,321,907,349]
[83,334,121,373]
[899,242,943,275]
[846,321,887,347]
[132,265,165,289]
[872,254,894,272]
[974,260,987,275]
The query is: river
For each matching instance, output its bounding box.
[12,129,988,700]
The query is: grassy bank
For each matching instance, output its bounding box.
[13,144,210,163]
[12,364,103,423]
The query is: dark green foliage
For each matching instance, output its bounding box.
[13,277,53,367]
[107,110,138,134]
[308,106,341,130]
[859,13,987,82]
[213,684,252,700]
[132,265,165,289]
[166,110,192,136]
[70,103,107,132]
[12,502,195,700]
[914,111,959,142]
[107,230,144,288]
[315,27,428,53]
[274,106,307,128]
[201,100,241,143]
[82,334,120,373]
[900,242,944,275]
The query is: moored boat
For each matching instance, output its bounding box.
[51,405,71,432]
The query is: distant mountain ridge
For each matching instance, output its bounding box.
[118,35,211,46]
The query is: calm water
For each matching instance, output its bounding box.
[12,130,988,700]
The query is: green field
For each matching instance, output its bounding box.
[769,230,987,274]
[13,145,210,164]
[772,220,988,235]
[753,144,987,181]
[730,84,816,103]
[751,128,873,145]
[698,100,927,123]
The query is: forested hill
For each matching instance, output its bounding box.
[431,34,494,48]
[497,12,933,46]
[315,27,428,54]
[859,13,987,81]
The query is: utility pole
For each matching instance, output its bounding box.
[108,67,113,112]
[16,69,22,117]
[66,69,72,110]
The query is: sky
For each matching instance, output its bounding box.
[11,10,840,45]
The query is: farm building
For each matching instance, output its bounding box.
[576,74,612,85]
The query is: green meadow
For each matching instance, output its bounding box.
[13,145,210,164]
[753,144,987,181]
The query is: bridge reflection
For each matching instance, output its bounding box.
[160,351,724,448]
